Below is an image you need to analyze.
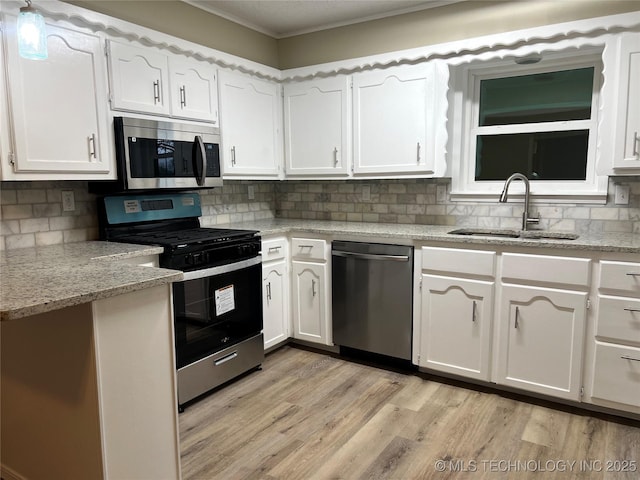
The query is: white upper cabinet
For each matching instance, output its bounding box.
[612,32,640,172]
[107,41,218,123]
[352,63,447,177]
[168,57,218,123]
[218,70,282,178]
[284,76,350,177]
[108,41,171,116]
[1,17,112,179]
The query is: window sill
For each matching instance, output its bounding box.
[449,191,608,205]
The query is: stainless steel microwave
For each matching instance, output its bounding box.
[91,117,222,193]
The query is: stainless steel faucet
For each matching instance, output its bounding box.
[499,173,540,230]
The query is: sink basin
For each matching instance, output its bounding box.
[448,228,520,238]
[448,228,579,240]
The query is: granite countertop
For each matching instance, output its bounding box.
[2,220,636,322]
[218,219,640,254]
[0,242,183,321]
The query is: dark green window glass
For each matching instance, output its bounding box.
[475,130,589,181]
[479,67,594,126]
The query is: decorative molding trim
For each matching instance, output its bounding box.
[3,1,639,83]
[281,12,640,81]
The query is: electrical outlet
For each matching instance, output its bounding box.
[62,190,75,212]
[614,184,630,205]
[247,185,255,200]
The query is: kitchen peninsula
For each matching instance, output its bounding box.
[0,242,183,480]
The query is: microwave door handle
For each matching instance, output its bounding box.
[193,135,207,187]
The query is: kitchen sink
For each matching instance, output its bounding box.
[448,228,579,240]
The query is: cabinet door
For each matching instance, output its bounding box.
[169,57,218,123]
[613,33,640,170]
[420,275,494,381]
[108,41,170,116]
[353,63,439,176]
[284,77,350,177]
[262,260,289,349]
[218,70,281,178]
[496,284,587,400]
[291,261,328,344]
[3,20,111,175]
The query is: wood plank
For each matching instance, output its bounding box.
[179,346,640,480]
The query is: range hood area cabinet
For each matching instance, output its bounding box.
[0,13,114,180]
[283,62,449,179]
[106,40,219,124]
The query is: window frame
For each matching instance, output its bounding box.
[450,50,608,203]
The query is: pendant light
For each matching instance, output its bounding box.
[17,0,48,60]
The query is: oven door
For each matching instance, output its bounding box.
[173,256,262,369]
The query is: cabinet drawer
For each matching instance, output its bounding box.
[591,342,640,408]
[596,295,640,344]
[502,253,590,287]
[291,238,327,261]
[262,238,287,262]
[599,261,640,295]
[421,247,495,277]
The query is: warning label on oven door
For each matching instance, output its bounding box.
[215,285,235,316]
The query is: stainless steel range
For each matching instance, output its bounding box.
[99,192,263,410]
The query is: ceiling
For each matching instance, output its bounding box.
[183,0,461,38]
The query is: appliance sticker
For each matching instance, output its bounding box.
[123,200,141,213]
[182,197,195,206]
[215,285,235,316]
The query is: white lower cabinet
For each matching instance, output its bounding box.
[496,284,587,401]
[291,261,330,345]
[261,237,290,350]
[585,258,640,413]
[420,274,493,381]
[418,246,593,404]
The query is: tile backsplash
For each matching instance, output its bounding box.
[275,177,640,234]
[0,181,275,251]
[1,177,638,251]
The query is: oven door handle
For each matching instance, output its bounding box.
[181,256,261,281]
[193,135,207,187]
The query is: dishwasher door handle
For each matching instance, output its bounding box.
[332,251,410,262]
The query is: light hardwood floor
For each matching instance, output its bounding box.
[179,345,640,479]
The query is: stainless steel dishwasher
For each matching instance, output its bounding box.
[331,240,413,360]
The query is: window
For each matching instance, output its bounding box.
[450,52,608,202]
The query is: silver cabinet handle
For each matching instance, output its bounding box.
[231,146,236,166]
[624,308,640,312]
[621,355,640,362]
[311,279,316,297]
[268,246,282,253]
[88,134,97,159]
[180,85,187,107]
[514,306,520,329]
[298,244,315,249]
[266,282,272,301]
[333,147,339,166]
[633,131,639,156]
[417,142,421,164]
[153,80,161,104]
[472,300,477,322]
